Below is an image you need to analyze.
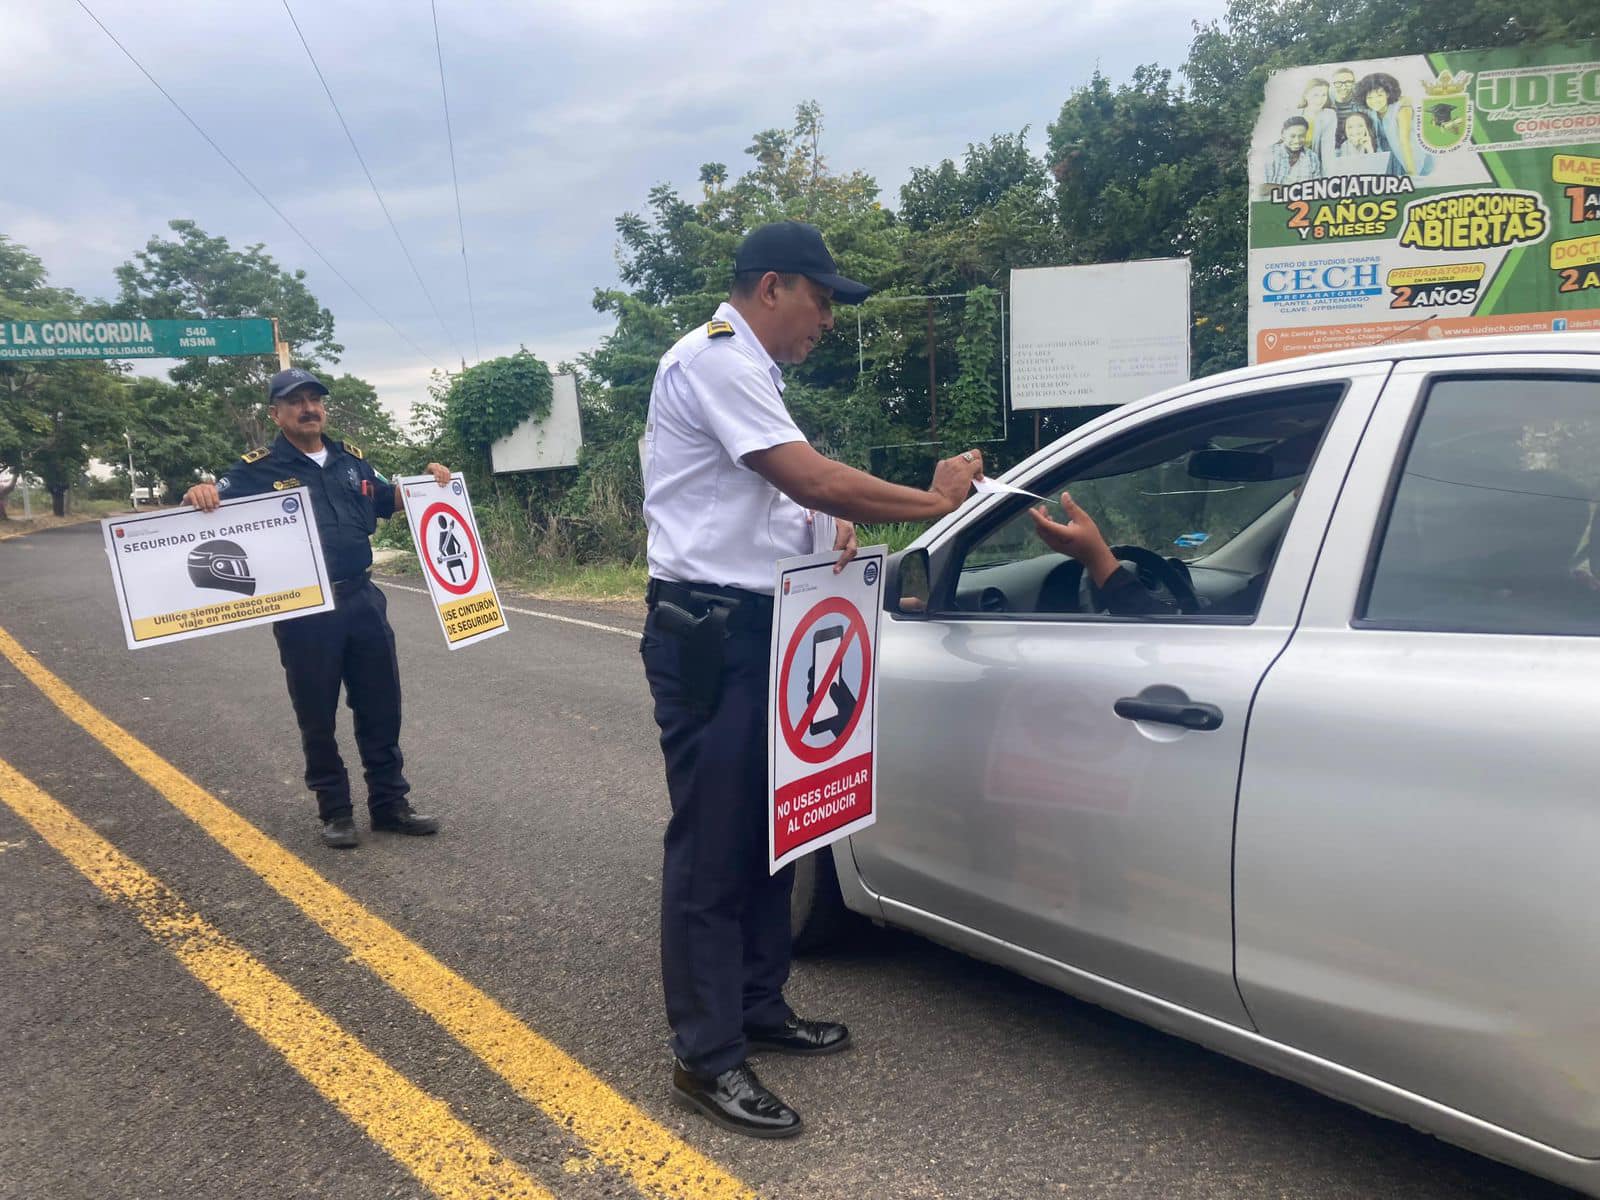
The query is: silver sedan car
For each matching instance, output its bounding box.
[793,332,1600,1196]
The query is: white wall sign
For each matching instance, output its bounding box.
[490,373,583,473]
[1009,259,1192,410]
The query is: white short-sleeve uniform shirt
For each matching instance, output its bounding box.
[644,302,813,595]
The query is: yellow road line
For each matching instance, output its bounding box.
[0,757,552,1200]
[0,624,756,1200]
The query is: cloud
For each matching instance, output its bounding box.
[8,0,1226,426]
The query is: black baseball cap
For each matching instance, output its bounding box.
[734,221,871,304]
[268,367,329,401]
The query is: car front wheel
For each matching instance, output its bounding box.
[789,847,856,954]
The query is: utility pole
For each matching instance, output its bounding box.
[48,410,66,517]
[124,430,138,506]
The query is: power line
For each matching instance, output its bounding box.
[74,0,443,371]
[432,0,481,364]
[281,0,466,365]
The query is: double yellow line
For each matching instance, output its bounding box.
[0,758,552,1200]
[0,623,755,1200]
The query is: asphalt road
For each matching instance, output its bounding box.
[0,521,1580,1200]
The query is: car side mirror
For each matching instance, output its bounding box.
[886,547,930,618]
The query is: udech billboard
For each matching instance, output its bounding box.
[1248,42,1600,362]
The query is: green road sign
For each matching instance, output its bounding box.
[0,318,276,362]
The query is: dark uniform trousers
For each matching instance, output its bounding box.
[641,603,795,1077]
[273,576,410,821]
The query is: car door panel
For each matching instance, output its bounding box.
[860,363,1389,1025]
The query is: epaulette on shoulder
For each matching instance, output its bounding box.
[241,446,269,464]
[345,442,365,460]
[706,320,736,339]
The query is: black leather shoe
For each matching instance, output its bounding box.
[670,1060,802,1139]
[320,816,358,849]
[370,804,439,835]
[745,1015,852,1056]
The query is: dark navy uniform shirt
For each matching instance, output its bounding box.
[216,433,395,582]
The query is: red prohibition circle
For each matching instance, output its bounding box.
[777,596,872,765]
[419,501,481,595]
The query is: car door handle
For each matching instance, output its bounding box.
[1113,697,1224,731]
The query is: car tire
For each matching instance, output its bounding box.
[790,848,856,954]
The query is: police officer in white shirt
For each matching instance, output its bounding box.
[642,220,983,1138]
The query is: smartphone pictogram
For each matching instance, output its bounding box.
[808,625,844,735]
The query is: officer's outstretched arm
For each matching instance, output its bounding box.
[745,442,981,524]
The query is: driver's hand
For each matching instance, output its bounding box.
[1029,492,1121,586]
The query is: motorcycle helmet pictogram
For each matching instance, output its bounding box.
[187,539,256,596]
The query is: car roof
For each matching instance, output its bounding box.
[1193,331,1600,393]
[929,332,1600,548]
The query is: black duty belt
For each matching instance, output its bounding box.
[332,572,371,595]
[646,578,773,633]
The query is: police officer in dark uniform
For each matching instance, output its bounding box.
[184,367,453,849]
[641,221,985,1137]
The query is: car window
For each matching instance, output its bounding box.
[1362,374,1600,636]
[947,385,1343,619]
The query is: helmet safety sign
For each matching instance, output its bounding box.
[101,488,334,650]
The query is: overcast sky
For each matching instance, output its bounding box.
[5,0,1227,426]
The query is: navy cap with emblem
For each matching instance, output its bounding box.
[734,221,871,304]
[268,367,330,402]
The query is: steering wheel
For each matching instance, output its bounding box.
[1093,544,1201,614]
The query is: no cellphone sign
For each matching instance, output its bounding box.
[767,546,885,873]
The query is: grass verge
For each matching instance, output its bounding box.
[0,500,132,541]
[858,521,930,553]
[375,550,648,604]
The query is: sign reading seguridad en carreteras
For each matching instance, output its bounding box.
[102,489,333,650]
[398,473,508,650]
[1247,41,1600,363]
[0,318,276,362]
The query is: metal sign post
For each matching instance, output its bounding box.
[271,318,291,369]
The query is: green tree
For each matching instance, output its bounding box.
[589,103,901,474]
[423,349,553,482]
[1048,65,1243,375]
[883,133,1067,472]
[899,149,1063,290]
[107,377,237,500]
[0,236,124,516]
[113,220,341,448]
